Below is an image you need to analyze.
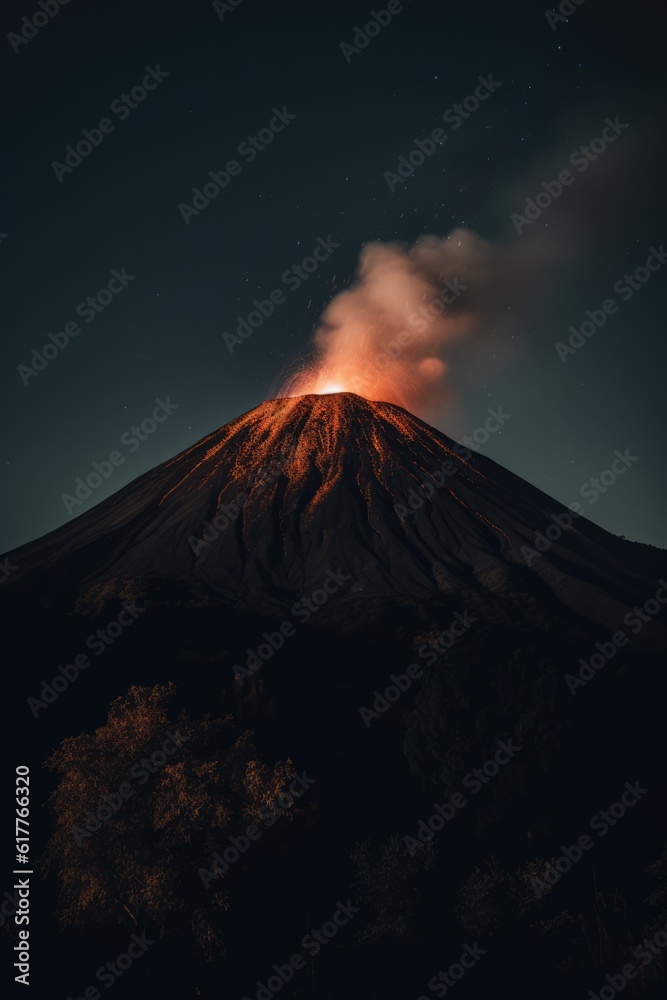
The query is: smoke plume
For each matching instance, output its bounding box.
[278,227,562,420]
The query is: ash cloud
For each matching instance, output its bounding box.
[280,227,564,420]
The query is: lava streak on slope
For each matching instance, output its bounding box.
[157,392,492,539]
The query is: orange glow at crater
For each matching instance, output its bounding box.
[273,231,480,417]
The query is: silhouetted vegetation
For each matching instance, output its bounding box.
[44,683,293,958]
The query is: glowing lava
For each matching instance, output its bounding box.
[157,391,510,552]
[278,360,415,410]
[317,382,345,395]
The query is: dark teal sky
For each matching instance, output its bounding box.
[2,0,666,551]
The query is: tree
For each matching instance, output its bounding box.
[350,834,435,947]
[44,683,294,958]
[646,842,667,922]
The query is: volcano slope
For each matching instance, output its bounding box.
[3,393,667,1000]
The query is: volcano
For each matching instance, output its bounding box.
[4,392,665,632]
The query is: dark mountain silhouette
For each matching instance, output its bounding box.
[3,393,665,637]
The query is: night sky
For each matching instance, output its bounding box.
[3,0,666,553]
